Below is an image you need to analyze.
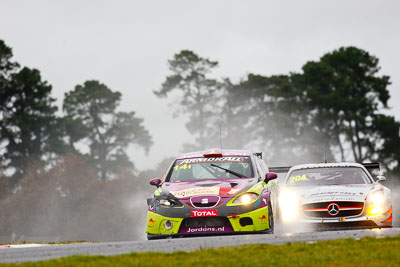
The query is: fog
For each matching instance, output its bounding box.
[1,1,400,243]
[2,116,397,243]
[1,0,400,170]
[0,154,169,243]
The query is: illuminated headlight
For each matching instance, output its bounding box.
[278,190,299,223]
[368,191,385,215]
[232,193,259,205]
[371,191,384,206]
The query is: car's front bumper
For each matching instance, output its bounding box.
[145,206,272,238]
[281,209,392,231]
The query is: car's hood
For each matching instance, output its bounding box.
[161,178,255,199]
[284,184,375,204]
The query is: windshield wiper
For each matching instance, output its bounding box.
[210,164,247,178]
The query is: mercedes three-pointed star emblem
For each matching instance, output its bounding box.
[327,203,340,216]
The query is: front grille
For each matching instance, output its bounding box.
[190,196,221,208]
[181,217,231,228]
[192,202,219,208]
[303,201,364,218]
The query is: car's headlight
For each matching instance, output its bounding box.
[159,199,172,206]
[371,190,384,206]
[278,190,299,223]
[158,198,183,208]
[232,193,259,205]
[368,190,385,215]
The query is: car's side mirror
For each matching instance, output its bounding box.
[149,178,162,187]
[377,175,386,182]
[265,172,278,182]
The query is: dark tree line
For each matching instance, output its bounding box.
[1,40,400,243]
[156,48,400,177]
[1,38,399,186]
[0,40,152,183]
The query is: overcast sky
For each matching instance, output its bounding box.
[1,0,399,170]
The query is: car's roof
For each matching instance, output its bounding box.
[289,162,366,172]
[176,149,252,160]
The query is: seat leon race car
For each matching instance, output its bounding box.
[145,149,278,239]
[277,162,392,230]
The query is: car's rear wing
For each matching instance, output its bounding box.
[269,166,292,173]
[269,162,381,175]
[362,163,380,171]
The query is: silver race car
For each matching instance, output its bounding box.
[276,162,392,230]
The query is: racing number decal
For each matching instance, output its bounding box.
[174,164,192,171]
[289,174,307,183]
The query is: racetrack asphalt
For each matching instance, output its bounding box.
[1,228,400,263]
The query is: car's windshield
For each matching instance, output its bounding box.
[286,167,372,186]
[168,156,254,182]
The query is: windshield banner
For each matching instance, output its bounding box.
[179,157,244,165]
[170,187,220,198]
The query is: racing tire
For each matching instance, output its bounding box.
[268,202,274,234]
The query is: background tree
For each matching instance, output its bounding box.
[370,115,400,173]
[154,50,222,151]
[0,40,19,171]
[63,80,153,180]
[299,46,394,163]
[0,40,64,183]
[0,40,19,97]
[222,73,329,165]
[221,47,399,169]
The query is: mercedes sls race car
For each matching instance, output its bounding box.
[145,149,278,239]
[277,162,392,230]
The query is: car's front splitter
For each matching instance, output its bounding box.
[147,229,271,240]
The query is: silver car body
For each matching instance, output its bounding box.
[278,162,392,229]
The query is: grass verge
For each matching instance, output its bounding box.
[1,235,400,266]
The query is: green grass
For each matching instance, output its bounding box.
[2,235,400,267]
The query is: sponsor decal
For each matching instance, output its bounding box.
[219,187,230,195]
[191,210,218,217]
[186,226,225,233]
[171,187,220,198]
[226,188,240,195]
[310,197,357,202]
[148,218,155,228]
[259,215,268,224]
[179,225,234,233]
[179,157,244,165]
[309,191,356,196]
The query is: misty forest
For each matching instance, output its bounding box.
[0,39,399,242]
